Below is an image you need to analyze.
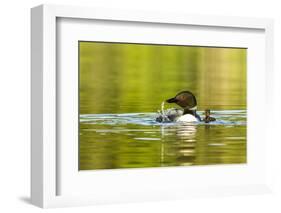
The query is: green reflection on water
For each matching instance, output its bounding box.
[79,42,247,170]
[80,124,246,170]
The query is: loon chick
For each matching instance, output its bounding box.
[165,91,201,122]
[203,109,216,123]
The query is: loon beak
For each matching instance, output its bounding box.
[166,97,177,103]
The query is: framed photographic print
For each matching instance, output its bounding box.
[31,4,274,208]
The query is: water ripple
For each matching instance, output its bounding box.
[80,110,246,126]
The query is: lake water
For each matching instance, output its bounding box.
[79,42,247,170]
[80,110,246,170]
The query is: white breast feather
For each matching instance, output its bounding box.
[176,114,198,122]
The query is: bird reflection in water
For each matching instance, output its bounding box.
[160,123,197,166]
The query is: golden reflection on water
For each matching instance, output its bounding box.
[80,112,246,170]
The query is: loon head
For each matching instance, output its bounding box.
[166,91,201,122]
[166,91,197,111]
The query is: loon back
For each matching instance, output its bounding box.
[156,108,183,122]
[156,108,201,123]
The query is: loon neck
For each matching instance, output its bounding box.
[183,108,196,116]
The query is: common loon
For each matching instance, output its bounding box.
[156,91,201,122]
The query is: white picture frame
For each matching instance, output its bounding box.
[31,4,274,208]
